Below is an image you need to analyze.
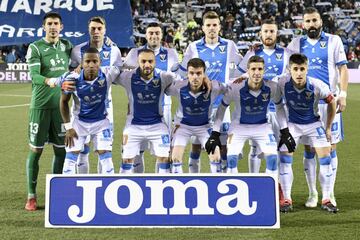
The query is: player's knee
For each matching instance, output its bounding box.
[191,144,202,154]
[319,155,331,165]
[97,150,110,155]
[280,154,293,164]
[265,154,278,170]
[157,157,169,163]
[303,145,313,152]
[123,158,134,164]
[30,147,43,154]
[331,144,337,150]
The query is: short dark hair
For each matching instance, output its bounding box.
[43,12,62,25]
[187,58,206,70]
[247,55,265,68]
[261,19,277,26]
[202,11,219,24]
[84,47,100,55]
[289,53,308,65]
[138,48,155,56]
[304,7,320,15]
[88,16,106,27]
[147,22,162,28]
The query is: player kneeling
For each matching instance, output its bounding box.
[277,54,338,213]
[166,58,224,173]
[60,48,116,174]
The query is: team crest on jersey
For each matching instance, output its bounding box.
[159,54,167,62]
[261,93,269,101]
[152,78,160,87]
[60,43,66,51]
[275,53,283,61]
[219,45,226,54]
[103,51,110,59]
[98,79,105,87]
[320,41,327,48]
[305,91,313,100]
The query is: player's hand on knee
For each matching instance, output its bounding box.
[65,129,78,147]
[278,128,296,153]
[205,131,221,155]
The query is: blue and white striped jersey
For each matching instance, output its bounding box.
[166,80,227,126]
[179,37,242,107]
[66,68,120,123]
[287,32,347,94]
[115,68,177,125]
[221,80,282,125]
[276,73,333,124]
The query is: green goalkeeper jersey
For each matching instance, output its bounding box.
[27,38,72,109]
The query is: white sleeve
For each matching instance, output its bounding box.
[123,48,139,68]
[70,47,81,68]
[238,50,254,74]
[112,47,123,67]
[316,79,332,99]
[106,66,121,84]
[165,80,183,96]
[228,40,243,78]
[213,103,227,132]
[333,35,348,66]
[160,71,177,89]
[286,37,300,53]
[168,48,179,71]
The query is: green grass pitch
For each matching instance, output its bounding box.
[0,83,359,240]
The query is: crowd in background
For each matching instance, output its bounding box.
[1,0,359,64]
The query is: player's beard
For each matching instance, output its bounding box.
[305,26,322,39]
[261,36,276,47]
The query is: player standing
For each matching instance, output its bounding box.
[119,49,178,173]
[60,48,116,174]
[287,7,348,207]
[238,19,293,173]
[206,56,290,174]
[70,16,122,174]
[25,12,72,211]
[179,11,242,173]
[167,58,225,173]
[123,22,178,173]
[277,53,337,213]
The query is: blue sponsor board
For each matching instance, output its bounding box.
[45,174,279,228]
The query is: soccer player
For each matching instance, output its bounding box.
[206,56,289,174]
[179,11,242,173]
[60,48,115,175]
[70,16,122,174]
[276,53,337,213]
[166,58,225,173]
[238,19,293,173]
[119,49,178,173]
[25,12,72,211]
[123,22,179,173]
[287,7,348,207]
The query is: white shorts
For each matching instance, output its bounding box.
[299,103,343,145]
[66,118,112,152]
[280,121,331,151]
[122,122,170,159]
[192,106,231,145]
[172,124,211,148]
[227,123,277,156]
[249,111,280,154]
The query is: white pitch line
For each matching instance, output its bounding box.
[0,103,30,109]
[0,94,31,97]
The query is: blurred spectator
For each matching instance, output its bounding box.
[0,49,5,64]
[174,27,183,50]
[5,48,17,63]
[164,28,175,48]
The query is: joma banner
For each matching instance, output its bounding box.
[45,174,280,228]
[0,0,134,47]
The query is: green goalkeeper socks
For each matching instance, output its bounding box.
[26,151,41,197]
[52,147,65,174]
